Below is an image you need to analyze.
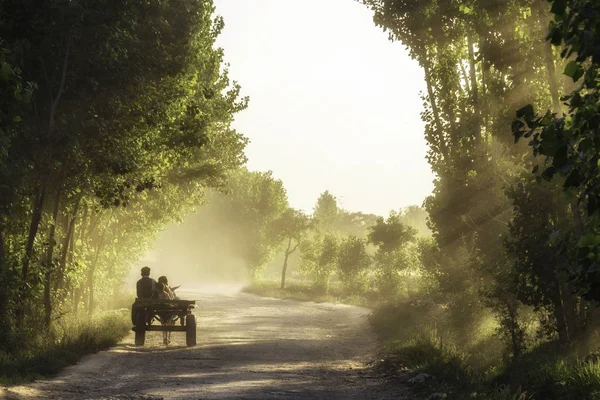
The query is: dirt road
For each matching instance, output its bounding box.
[2,291,413,400]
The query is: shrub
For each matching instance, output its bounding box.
[0,311,130,385]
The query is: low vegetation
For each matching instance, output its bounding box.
[244,281,376,308]
[0,311,130,385]
[369,301,600,400]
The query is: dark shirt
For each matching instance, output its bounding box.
[136,277,156,299]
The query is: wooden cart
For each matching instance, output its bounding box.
[131,299,196,346]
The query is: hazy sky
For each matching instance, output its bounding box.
[213,0,434,217]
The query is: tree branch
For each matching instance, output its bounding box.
[49,35,72,133]
[288,241,301,255]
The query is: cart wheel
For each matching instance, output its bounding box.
[135,310,146,346]
[186,314,196,347]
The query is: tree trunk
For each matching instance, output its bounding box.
[507,301,523,357]
[281,238,292,290]
[537,0,561,114]
[87,210,102,239]
[563,289,580,340]
[56,198,81,290]
[460,62,471,94]
[544,42,561,114]
[479,38,489,138]
[87,232,106,314]
[44,190,62,331]
[553,297,569,345]
[423,57,450,160]
[466,22,482,140]
[440,85,458,146]
[73,287,81,314]
[17,177,48,327]
[87,270,94,315]
[0,220,4,273]
[570,199,585,238]
[22,179,48,284]
[68,219,75,268]
[281,239,300,290]
[64,213,76,292]
[78,202,88,243]
[18,36,71,328]
[551,280,576,345]
[578,298,590,331]
[47,36,71,134]
[0,220,7,336]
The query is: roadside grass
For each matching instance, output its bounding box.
[487,345,600,400]
[243,280,379,308]
[370,304,600,400]
[0,311,130,385]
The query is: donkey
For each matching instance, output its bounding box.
[155,282,177,345]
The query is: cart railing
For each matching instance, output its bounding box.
[133,299,196,311]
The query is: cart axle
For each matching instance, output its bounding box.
[132,326,187,332]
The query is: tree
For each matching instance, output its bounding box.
[337,235,371,294]
[368,212,417,253]
[360,0,587,348]
[313,190,338,231]
[368,212,417,296]
[505,177,582,344]
[513,0,600,302]
[331,210,379,238]
[398,206,432,237]
[300,233,339,293]
[0,0,249,349]
[223,170,289,280]
[271,208,311,289]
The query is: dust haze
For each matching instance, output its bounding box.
[126,194,251,293]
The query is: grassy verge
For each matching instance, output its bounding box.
[370,305,600,400]
[0,311,130,385]
[243,280,378,308]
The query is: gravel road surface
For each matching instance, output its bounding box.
[2,290,414,400]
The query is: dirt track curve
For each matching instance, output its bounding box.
[2,290,415,400]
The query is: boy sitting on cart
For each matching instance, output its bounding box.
[132,266,157,325]
[136,266,157,299]
[157,275,180,300]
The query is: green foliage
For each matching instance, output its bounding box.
[0,0,248,354]
[313,190,339,231]
[491,346,600,400]
[398,205,432,237]
[270,208,312,288]
[368,211,418,296]
[271,208,312,245]
[512,0,600,302]
[505,177,583,344]
[222,169,289,279]
[370,301,600,400]
[354,0,600,397]
[243,281,377,308]
[299,233,339,293]
[368,211,417,252]
[0,311,129,384]
[337,235,371,294]
[389,335,475,388]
